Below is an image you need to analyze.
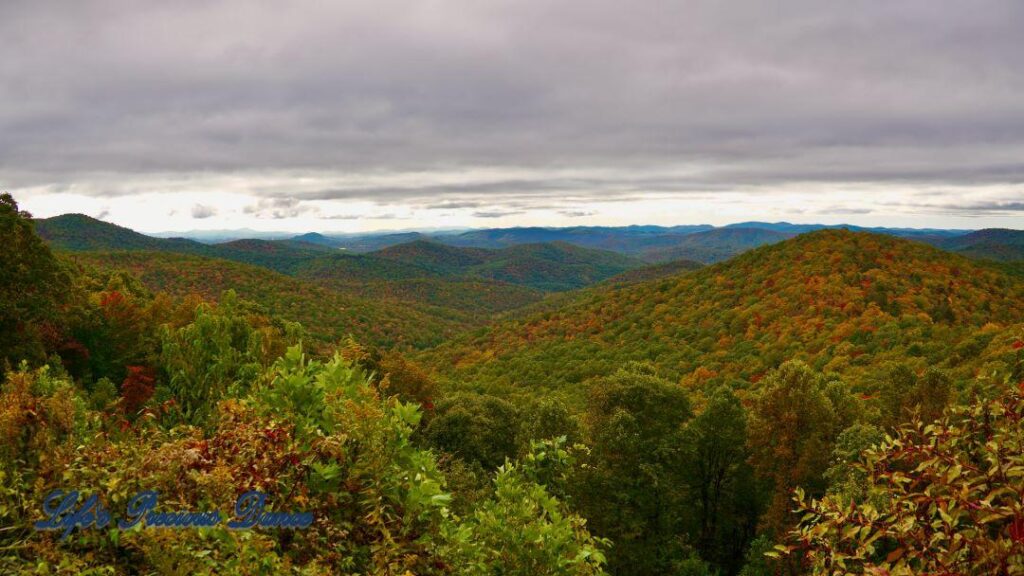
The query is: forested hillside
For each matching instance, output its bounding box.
[604,259,704,285]
[423,230,1024,394]
[68,251,470,349]
[936,228,1024,261]
[358,240,641,291]
[37,213,217,254]
[416,229,1024,575]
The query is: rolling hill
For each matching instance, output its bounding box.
[421,230,1024,395]
[36,214,641,294]
[639,227,792,263]
[36,213,215,254]
[936,228,1024,262]
[370,240,643,291]
[465,242,642,290]
[311,277,546,317]
[371,239,493,274]
[67,251,470,349]
[293,231,429,252]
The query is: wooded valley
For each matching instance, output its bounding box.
[4,195,1024,575]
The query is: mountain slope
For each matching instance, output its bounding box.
[68,251,470,349]
[604,259,704,285]
[372,240,492,274]
[367,240,642,291]
[640,227,792,263]
[938,228,1024,261]
[467,242,642,291]
[329,232,428,252]
[36,214,212,253]
[439,225,714,253]
[421,230,1024,393]
[207,238,341,273]
[313,277,546,317]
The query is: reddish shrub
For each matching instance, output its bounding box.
[121,365,156,414]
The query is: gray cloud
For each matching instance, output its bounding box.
[1,0,1023,218]
[560,210,596,217]
[885,200,1024,216]
[425,200,486,210]
[473,210,525,218]
[243,197,316,219]
[191,204,217,219]
[818,207,873,215]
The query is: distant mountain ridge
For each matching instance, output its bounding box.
[35,213,1024,280]
[640,227,793,263]
[37,212,647,301]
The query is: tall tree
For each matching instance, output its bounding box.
[681,385,756,571]
[573,362,693,575]
[0,193,70,373]
[747,361,844,536]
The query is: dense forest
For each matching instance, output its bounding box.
[5,193,1024,574]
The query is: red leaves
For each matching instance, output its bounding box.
[99,290,125,309]
[1012,340,1023,350]
[1010,515,1024,544]
[121,365,156,414]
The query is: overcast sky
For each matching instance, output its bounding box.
[3,0,1023,232]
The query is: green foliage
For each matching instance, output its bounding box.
[447,437,609,576]
[87,377,118,411]
[0,350,607,575]
[315,276,546,317]
[424,392,522,470]
[824,422,885,503]
[786,371,1024,574]
[518,396,581,452]
[0,365,93,548]
[680,386,757,572]
[63,271,166,386]
[672,554,716,576]
[339,339,439,407]
[737,535,777,576]
[748,361,854,535]
[938,228,1024,262]
[573,363,694,575]
[878,364,952,428]
[159,290,288,426]
[255,344,373,438]
[604,258,703,285]
[0,194,71,372]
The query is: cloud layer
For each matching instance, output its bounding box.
[2,0,1023,229]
